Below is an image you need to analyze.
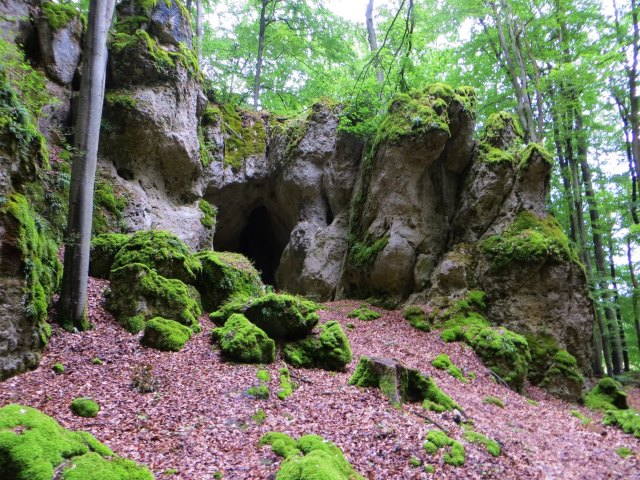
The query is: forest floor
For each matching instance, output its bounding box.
[1,277,639,479]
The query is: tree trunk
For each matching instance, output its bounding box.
[576,112,624,374]
[628,236,640,355]
[253,0,268,109]
[196,0,203,62]
[608,236,629,371]
[58,0,116,331]
[366,0,384,84]
[630,0,640,181]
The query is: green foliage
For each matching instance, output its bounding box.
[616,447,634,458]
[210,293,318,340]
[480,211,578,270]
[195,250,263,312]
[283,321,352,371]
[0,404,152,480]
[603,409,640,438]
[256,369,270,382]
[423,430,466,467]
[41,1,83,30]
[403,304,429,331]
[211,313,275,363]
[482,396,505,408]
[431,354,467,383]
[107,263,201,333]
[141,317,193,352]
[347,306,380,321]
[111,230,202,284]
[198,200,217,229]
[277,367,294,400]
[540,350,583,389]
[70,398,100,418]
[4,194,61,334]
[584,378,629,411]
[462,430,501,457]
[259,432,365,479]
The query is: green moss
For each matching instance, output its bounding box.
[141,317,193,351]
[91,357,103,365]
[481,211,578,270]
[199,200,217,229]
[348,235,388,270]
[402,304,429,331]
[111,230,201,284]
[52,363,64,374]
[247,370,270,399]
[482,112,524,146]
[409,456,421,467]
[212,313,275,363]
[347,306,380,321]
[277,368,294,400]
[477,142,516,164]
[540,350,583,391]
[424,464,435,473]
[453,86,477,114]
[41,1,83,31]
[70,398,100,418]
[584,378,628,411]
[210,293,318,340]
[423,430,465,467]
[105,91,138,110]
[483,396,504,408]
[195,251,263,312]
[4,194,62,332]
[603,409,640,438]
[520,142,553,168]
[431,354,467,383]
[462,430,501,456]
[283,321,352,371]
[257,369,270,382]
[0,404,152,480]
[93,181,128,236]
[260,432,364,479]
[421,377,459,412]
[107,263,201,333]
[570,409,592,425]
[219,105,267,170]
[616,447,634,458]
[89,233,130,278]
[273,114,309,164]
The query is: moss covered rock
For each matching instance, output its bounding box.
[211,313,275,363]
[70,398,99,418]
[107,263,201,333]
[584,378,628,411]
[346,306,380,321]
[89,232,130,279]
[283,321,352,371]
[423,430,465,467]
[195,250,263,311]
[210,293,318,340]
[539,350,584,401]
[141,317,193,352]
[402,304,429,331]
[0,404,153,480]
[259,432,364,480]
[111,230,201,284]
[603,409,640,438]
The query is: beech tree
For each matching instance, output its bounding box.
[58,0,116,331]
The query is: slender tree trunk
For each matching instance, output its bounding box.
[627,236,640,354]
[551,108,577,241]
[58,0,115,331]
[576,111,624,374]
[366,0,384,84]
[593,322,604,376]
[608,236,629,371]
[196,0,203,63]
[253,0,268,109]
[630,0,640,180]
[187,0,192,12]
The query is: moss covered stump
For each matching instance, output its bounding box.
[212,313,275,363]
[195,250,263,311]
[259,432,364,480]
[0,404,153,480]
[141,317,193,351]
[107,263,201,333]
[210,293,319,340]
[283,321,352,371]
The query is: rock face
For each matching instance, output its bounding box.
[37,4,83,85]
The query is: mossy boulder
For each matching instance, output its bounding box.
[107,263,201,333]
[111,230,201,284]
[283,321,352,371]
[195,250,263,312]
[539,350,584,401]
[259,432,364,480]
[141,317,193,352]
[210,293,319,340]
[211,313,275,363]
[603,409,640,438]
[89,232,130,278]
[70,398,99,418]
[0,404,153,480]
[584,378,628,411]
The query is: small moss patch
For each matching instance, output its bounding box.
[347,306,380,321]
[483,396,504,408]
[462,430,501,456]
[431,354,467,383]
[403,304,429,331]
[52,363,65,374]
[423,430,465,467]
[70,398,100,418]
[199,200,217,229]
[212,313,275,364]
[616,447,634,458]
[277,367,294,400]
[603,409,640,438]
[584,378,628,411]
[41,1,83,30]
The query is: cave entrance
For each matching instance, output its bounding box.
[215,204,288,287]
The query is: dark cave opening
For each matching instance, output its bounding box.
[222,205,287,287]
